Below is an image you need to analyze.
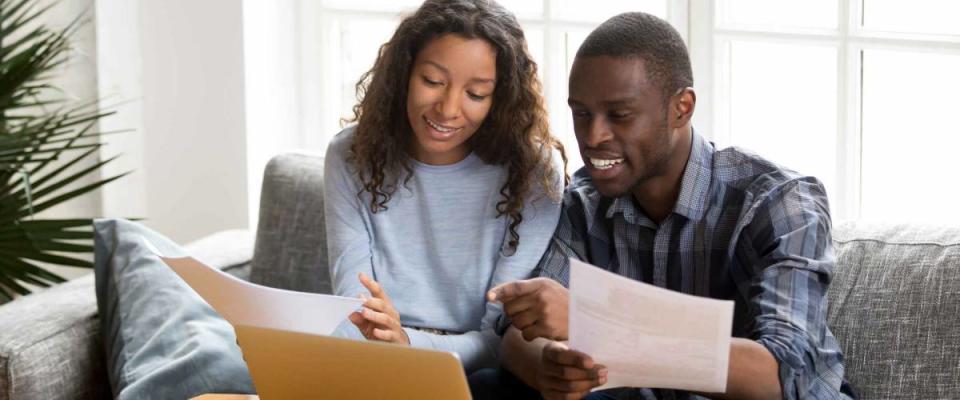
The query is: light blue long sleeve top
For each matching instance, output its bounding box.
[323,126,562,373]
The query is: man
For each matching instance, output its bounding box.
[476,12,854,400]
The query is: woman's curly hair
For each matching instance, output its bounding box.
[345,0,567,250]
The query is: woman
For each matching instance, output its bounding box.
[323,0,566,373]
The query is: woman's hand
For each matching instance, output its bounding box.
[348,272,410,345]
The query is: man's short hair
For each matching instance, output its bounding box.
[576,12,693,101]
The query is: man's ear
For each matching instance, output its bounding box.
[671,87,696,127]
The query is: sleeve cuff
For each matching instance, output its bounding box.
[756,336,807,400]
[404,327,433,349]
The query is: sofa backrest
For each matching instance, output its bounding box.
[250,153,332,294]
[252,153,960,398]
[829,221,960,399]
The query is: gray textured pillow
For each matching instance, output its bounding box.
[94,218,255,399]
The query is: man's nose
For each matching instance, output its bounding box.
[582,117,613,148]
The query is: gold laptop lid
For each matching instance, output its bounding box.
[235,325,472,399]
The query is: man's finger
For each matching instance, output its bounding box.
[543,375,597,394]
[502,294,537,316]
[487,278,543,303]
[521,324,546,341]
[545,364,602,381]
[540,386,591,400]
[544,343,596,369]
[509,310,538,331]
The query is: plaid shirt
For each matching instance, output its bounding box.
[535,131,853,399]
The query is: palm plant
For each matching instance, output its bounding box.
[0,0,127,301]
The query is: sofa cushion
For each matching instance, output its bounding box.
[94,218,255,399]
[829,221,960,399]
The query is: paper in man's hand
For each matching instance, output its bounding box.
[568,258,733,393]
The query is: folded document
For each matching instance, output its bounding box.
[568,258,734,393]
[142,235,362,336]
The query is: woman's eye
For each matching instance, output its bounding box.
[423,76,442,86]
[467,92,489,101]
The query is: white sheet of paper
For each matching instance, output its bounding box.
[568,258,734,393]
[143,236,362,336]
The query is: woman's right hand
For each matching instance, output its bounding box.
[348,272,411,345]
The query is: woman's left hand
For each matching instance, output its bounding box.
[348,272,410,345]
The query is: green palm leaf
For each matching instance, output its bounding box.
[0,0,127,301]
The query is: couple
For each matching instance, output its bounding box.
[325,0,854,399]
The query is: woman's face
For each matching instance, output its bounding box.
[406,34,497,165]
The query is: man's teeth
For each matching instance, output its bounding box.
[590,157,624,170]
[426,118,457,133]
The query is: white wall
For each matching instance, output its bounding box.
[241,0,303,230]
[96,0,250,244]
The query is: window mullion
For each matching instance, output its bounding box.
[687,0,715,142]
[834,0,855,221]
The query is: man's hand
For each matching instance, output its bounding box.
[487,278,570,341]
[348,272,410,345]
[538,341,607,400]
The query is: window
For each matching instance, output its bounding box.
[691,0,960,222]
[296,0,677,172]
[245,0,960,225]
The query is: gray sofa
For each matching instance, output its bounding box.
[1,153,958,399]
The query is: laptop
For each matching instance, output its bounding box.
[234,324,472,399]
[148,248,472,399]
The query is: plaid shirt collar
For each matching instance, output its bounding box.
[605,129,714,225]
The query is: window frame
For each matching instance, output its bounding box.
[688,0,960,221]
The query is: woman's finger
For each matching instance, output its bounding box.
[362,308,400,329]
[362,297,389,313]
[358,272,389,300]
[348,311,366,328]
[372,328,401,343]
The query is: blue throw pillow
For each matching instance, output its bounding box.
[94,218,256,399]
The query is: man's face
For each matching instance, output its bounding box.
[568,56,677,198]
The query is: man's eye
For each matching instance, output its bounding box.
[571,110,590,118]
[611,111,632,119]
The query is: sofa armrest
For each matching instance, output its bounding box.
[0,228,254,400]
[0,275,108,399]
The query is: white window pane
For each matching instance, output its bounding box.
[335,18,399,122]
[862,0,960,36]
[718,0,838,30]
[523,26,545,79]
[551,0,666,23]
[499,0,544,18]
[860,50,960,222]
[726,41,838,202]
[322,0,421,12]
[558,30,591,171]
